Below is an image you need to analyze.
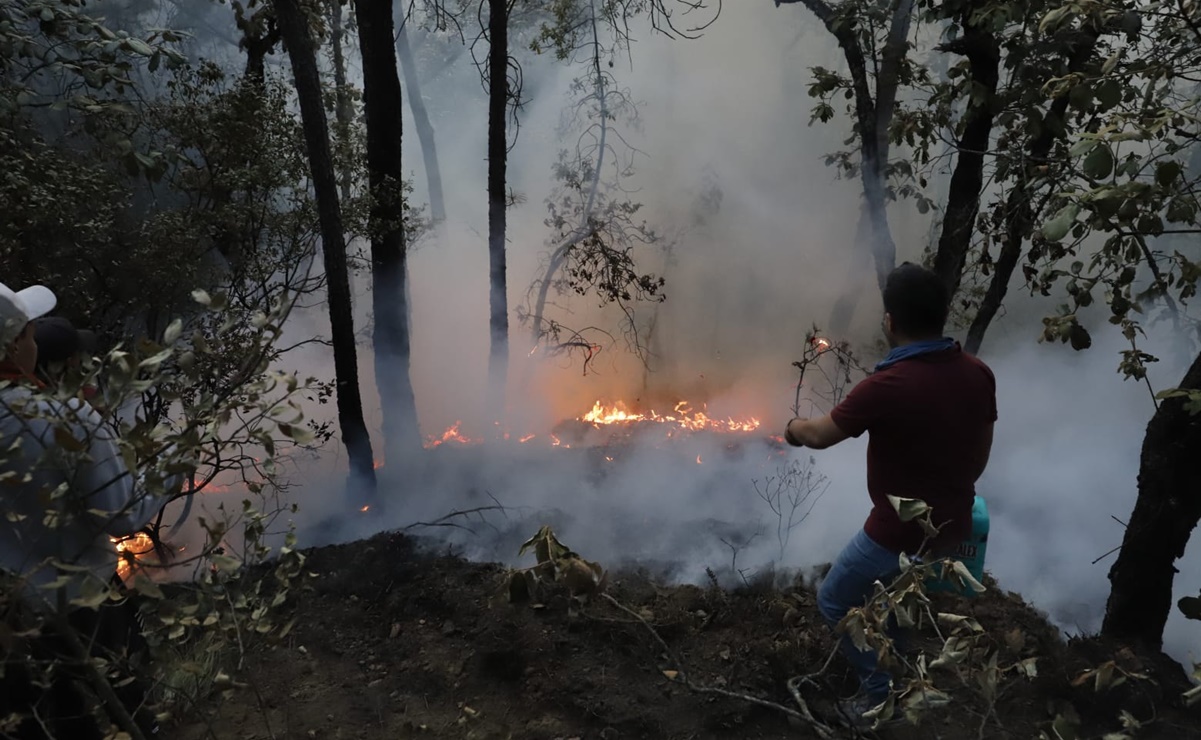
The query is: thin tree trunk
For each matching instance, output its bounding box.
[1102,350,1201,648]
[396,22,446,224]
[487,0,510,426]
[353,0,422,457]
[779,0,906,327]
[529,5,607,347]
[329,0,353,201]
[275,0,377,495]
[930,23,1000,301]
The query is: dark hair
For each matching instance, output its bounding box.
[882,262,949,338]
[34,317,96,372]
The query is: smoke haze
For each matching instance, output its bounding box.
[150,3,1197,670]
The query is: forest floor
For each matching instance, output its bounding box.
[175,530,1201,740]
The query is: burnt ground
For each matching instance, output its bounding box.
[175,531,1201,740]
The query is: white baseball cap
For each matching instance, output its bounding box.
[0,282,57,348]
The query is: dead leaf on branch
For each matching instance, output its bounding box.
[513,526,608,604]
[518,525,575,565]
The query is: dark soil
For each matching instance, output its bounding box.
[176,531,1201,740]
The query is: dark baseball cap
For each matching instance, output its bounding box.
[33,316,98,365]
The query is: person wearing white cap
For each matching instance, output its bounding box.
[0,281,166,738]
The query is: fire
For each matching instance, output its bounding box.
[113,531,157,582]
[423,421,478,449]
[360,505,370,513]
[518,433,536,443]
[579,400,760,433]
[812,336,831,350]
[696,454,703,464]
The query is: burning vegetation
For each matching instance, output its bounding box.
[421,399,763,450]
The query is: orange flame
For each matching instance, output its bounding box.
[518,434,536,443]
[696,454,703,464]
[423,421,478,449]
[113,532,157,582]
[579,400,760,433]
[813,337,831,350]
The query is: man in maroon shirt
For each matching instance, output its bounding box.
[783,263,996,727]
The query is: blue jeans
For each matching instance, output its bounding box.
[817,528,902,701]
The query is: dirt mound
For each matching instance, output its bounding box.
[177,532,1200,739]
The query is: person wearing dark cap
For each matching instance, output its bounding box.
[34,316,99,399]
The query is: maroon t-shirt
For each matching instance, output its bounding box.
[829,347,997,554]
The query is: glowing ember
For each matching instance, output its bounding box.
[696,454,703,464]
[518,433,536,443]
[579,400,760,433]
[812,336,831,350]
[360,505,370,513]
[423,421,478,449]
[113,532,157,582]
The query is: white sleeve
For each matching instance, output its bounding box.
[65,400,166,537]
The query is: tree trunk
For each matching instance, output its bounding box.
[329,0,353,201]
[963,30,1099,355]
[353,0,422,458]
[931,25,1000,301]
[826,207,874,335]
[1102,350,1201,648]
[778,0,905,322]
[275,0,377,495]
[396,22,447,224]
[487,0,510,426]
[528,7,607,348]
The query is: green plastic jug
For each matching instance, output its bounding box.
[924,495,989,596]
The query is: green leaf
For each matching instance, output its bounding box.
[1069,321,1092,351]
[125,38,154,56]
[1101,52,1121,75]
[1155,161,1182,187]
[1069,138,1098,158]
[132,575,165,599]
[1042,204,1080,242]
[163,318,182,345]
[1039,6,1072,33]
[1095,80,1122,109]
[1083,144,1114,179]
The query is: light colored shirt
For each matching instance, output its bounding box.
[0,384,168,607]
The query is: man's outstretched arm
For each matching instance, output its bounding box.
[784,415,850,450]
